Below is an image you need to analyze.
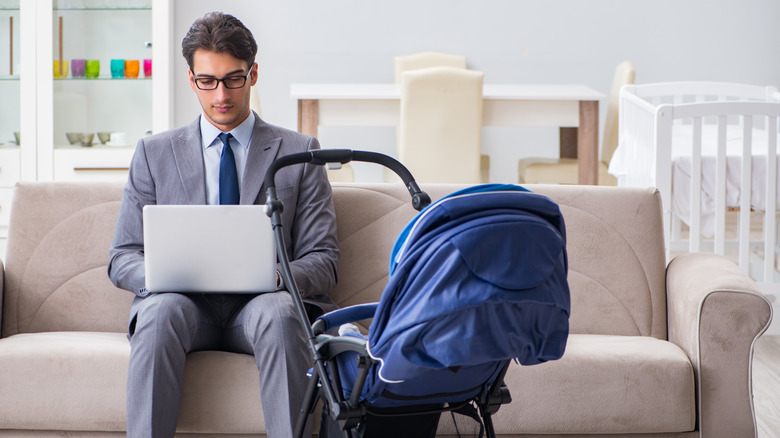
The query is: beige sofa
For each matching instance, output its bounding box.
[0,181,772,437]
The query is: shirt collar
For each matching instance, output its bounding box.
[200,111,256,150]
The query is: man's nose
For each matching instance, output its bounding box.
[214,81,230,98]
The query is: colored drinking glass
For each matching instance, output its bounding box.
[53,60,68,78]
[110,59,125,78]
[124,60,140,78]
[71,59,86,78]
[85,60,100,78]
[143,59,152,77]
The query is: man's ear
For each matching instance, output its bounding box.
[188,69,198,92]
[250,62,259,87]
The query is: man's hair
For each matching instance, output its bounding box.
[181,12,258,72]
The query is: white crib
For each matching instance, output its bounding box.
[610,82,780,291]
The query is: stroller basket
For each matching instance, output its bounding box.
[264,150,570,438]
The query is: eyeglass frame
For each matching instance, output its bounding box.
[192,70,252,90]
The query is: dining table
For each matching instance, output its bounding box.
[291,83,605,184]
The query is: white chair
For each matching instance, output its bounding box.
[393,51,467,83]
[326,165,355,183]
[393,52,489,182]
[398,66,484,184]
[250,84,262,118]
[518,61,635,185]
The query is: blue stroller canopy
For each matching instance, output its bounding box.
[369,184,569,382]
[323,184,570,408]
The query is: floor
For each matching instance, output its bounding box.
[754,334,780,437]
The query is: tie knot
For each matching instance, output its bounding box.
[218,132,232,146]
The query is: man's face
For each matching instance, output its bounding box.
[189,49,258,132]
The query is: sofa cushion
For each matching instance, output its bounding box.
[533,186,667,339]
[0,332,129,431]
[2,183,131,337]
[0,332,695,436]
[491,334,695,434]
[0,332,266,435]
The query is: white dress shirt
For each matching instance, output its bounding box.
[200,112,256,205]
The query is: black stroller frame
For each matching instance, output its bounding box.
[264,150,512,438]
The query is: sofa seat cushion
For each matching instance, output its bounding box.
[0,332,265,434]
[491,334,695,434]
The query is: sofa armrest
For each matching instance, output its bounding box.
[667,252,772,438]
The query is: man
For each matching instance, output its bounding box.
[108,12,339,438]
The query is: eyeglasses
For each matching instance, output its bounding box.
[192,70,251,90]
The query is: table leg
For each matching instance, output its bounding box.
[560,127,578,159]
[578,100,599,185]
[297,99,319,137]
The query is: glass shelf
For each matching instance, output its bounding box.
[0,76,19,80]
[53,0,150,10]
[54,77,151,81]
[54,143,134,150]
[54,7,151,11]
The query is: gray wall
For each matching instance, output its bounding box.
[172,0,780,182]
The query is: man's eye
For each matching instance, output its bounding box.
[224,77,244,86]
[197,78,216,86]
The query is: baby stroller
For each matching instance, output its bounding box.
[264,150,570,438]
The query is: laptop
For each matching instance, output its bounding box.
[143,205,276,293]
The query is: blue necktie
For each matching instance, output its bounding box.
[218,132,240,205]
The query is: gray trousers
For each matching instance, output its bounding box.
[126,292,311,438]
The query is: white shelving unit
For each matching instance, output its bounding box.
[0,1,21,259]
[1,0,172,258]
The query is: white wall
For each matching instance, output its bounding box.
[171,0,780,183]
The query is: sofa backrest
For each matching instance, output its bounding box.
[327,184,668,339]
[1,182,667,340]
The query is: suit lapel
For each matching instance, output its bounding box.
[241,114,281,205]
[171,117,207,204]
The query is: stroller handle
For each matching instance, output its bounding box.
[263,149,432,213]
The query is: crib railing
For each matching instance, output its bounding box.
[614,82,780,292]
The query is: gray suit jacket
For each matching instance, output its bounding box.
[108,113,339,322]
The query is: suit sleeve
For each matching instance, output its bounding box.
[108,138,156,297]
[283,136,339,298]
